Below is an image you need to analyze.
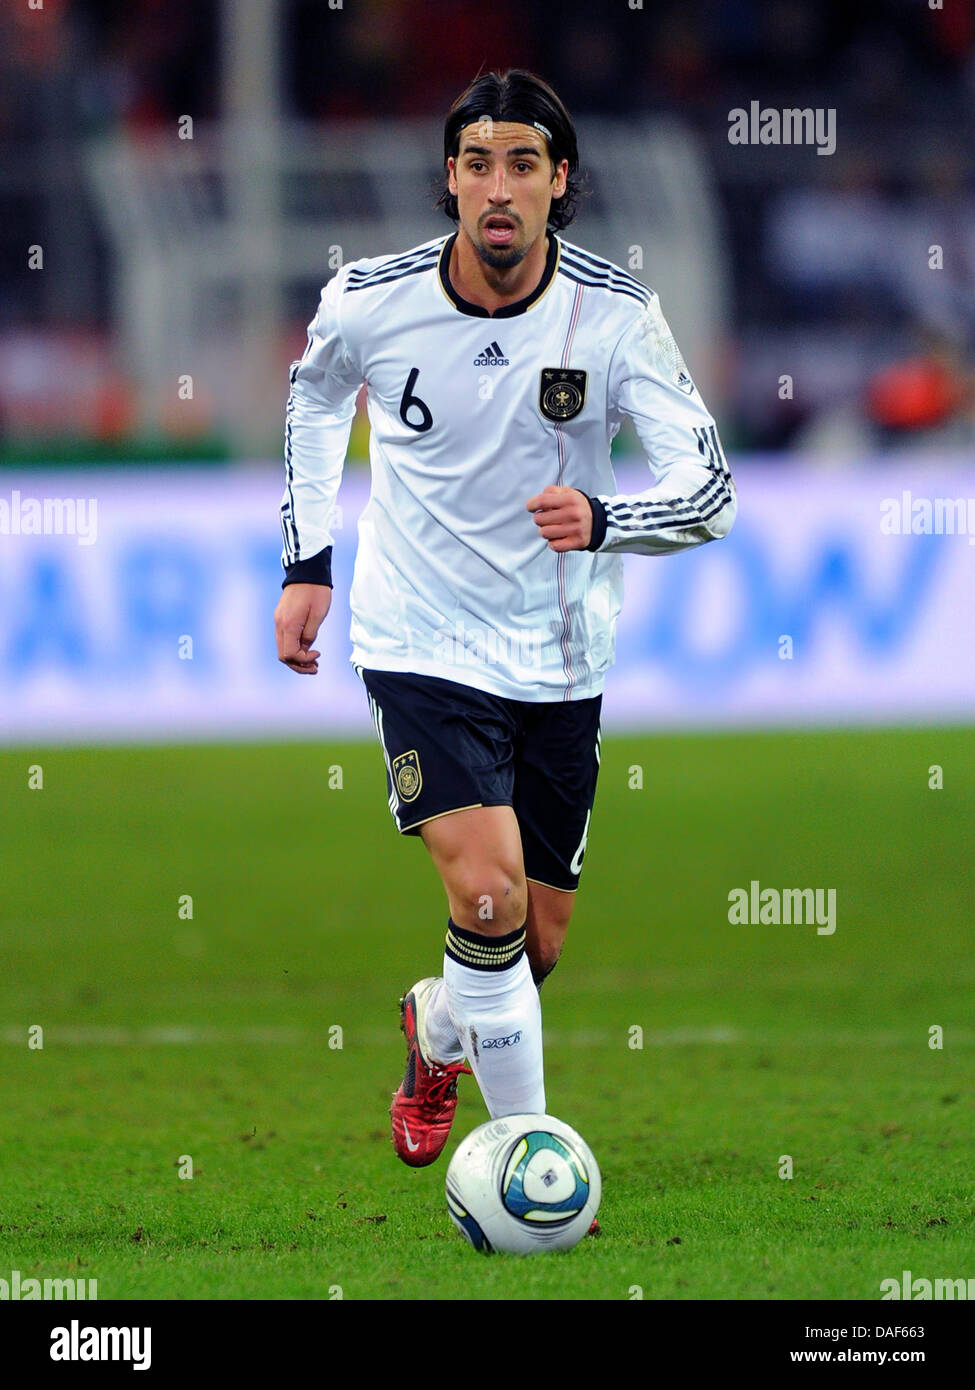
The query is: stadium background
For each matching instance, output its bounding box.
[1,0,973,1307]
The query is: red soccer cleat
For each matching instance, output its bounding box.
[391,977,472,1168]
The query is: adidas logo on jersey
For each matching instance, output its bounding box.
[473,341,509,367]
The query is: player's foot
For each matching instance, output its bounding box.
[391,977,471,1168]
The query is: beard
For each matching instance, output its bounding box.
[472,214,529,271]
[473,238,529,271]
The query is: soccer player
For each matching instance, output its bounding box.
[275,70,735,1167]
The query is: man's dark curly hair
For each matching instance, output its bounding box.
[435,69,581,232]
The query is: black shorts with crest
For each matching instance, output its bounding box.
[358,667,601,892]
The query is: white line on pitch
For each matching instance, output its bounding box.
[4,1025,971,1048]
[1,1024,741,1048]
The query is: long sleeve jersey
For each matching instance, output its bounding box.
[281,231,735,701]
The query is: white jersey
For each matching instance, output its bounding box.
[281,232,735,701]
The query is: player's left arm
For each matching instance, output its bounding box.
[530,298,736,556]
[525,484,594,552]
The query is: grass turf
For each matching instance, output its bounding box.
[1,729,972,1300]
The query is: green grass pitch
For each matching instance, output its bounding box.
[1,728,972,1301]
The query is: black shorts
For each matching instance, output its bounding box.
[358,667,602,891]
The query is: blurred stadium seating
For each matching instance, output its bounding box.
[1,0,972,459]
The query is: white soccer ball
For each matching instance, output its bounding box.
[445,1113,601,1254]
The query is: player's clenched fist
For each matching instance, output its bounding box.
[274,582,332,675]
[525,485,593,552]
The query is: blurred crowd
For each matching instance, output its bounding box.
[1,0,973,454]
[4,0,961,128]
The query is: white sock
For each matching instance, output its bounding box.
[425,978,465,1064]
[442,919,545,1119]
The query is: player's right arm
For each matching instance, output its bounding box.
[276,267,363,675]
[274,583,332,675]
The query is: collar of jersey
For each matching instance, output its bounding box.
[438,231,560,318]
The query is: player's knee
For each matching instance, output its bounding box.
[448,865,527,935]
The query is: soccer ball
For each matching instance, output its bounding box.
[445,1113,600,1254]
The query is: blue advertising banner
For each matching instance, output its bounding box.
[1,461,972,743]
